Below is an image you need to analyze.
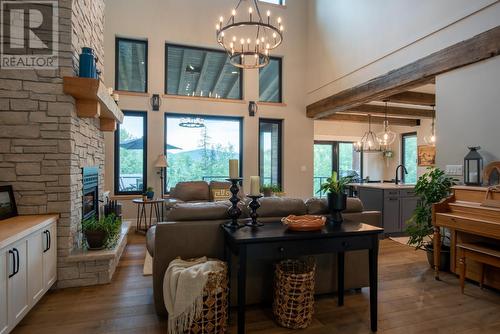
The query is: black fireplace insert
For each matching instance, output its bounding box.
[82,167,99,221]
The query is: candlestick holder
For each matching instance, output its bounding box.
[246,195,264,227]
[224,178,243,229]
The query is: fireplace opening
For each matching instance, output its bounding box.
[82,167,99,221]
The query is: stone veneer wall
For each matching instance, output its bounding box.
[0,0,116,288]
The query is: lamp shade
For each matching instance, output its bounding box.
[154,154,168,168]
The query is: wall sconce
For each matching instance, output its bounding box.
[151,94,161,111]
[248,101,257,117]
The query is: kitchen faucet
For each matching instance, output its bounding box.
[395,164,408,185]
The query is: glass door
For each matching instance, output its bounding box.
[313,142,334,197]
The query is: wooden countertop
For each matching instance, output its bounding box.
[0,214,58,249]
[348,183,415,190]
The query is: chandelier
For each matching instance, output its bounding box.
[376,101,397,150]
[179,117,205,128]
[354,115,382,153]
[216,0,284,69]
[424,105,436,146]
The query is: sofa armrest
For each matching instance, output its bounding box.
[152,220,225,316]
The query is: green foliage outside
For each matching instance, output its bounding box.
[403,136,418,183]
[119,128,143,175]
[405,167,456,250]
[82,214,122,250]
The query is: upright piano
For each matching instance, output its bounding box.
[433,186,500,287]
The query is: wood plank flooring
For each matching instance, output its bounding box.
[13,233,500,333]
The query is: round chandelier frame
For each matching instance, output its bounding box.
[354,114,383,153]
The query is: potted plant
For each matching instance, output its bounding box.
[260,184,281,197]
[82,214,122,250]
[318,171,354,223]
[145,186,154,200]
[405,167,456,270]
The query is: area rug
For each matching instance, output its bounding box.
[143,252,153,276]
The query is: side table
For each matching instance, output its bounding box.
[132,198,164,233]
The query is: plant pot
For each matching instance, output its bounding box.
[327,192,347,224]
[84,230,106,250]
[146,191,154,200]
[425,244,450,271]
[263,189,273,197]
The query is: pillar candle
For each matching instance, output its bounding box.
[229,159,239,179]
[250,176,260,196]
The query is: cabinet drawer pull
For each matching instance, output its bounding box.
[8,249,16,278]
[389,197,398,201]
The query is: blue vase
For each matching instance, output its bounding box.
[79,47,97,78]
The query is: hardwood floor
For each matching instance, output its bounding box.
[13,233,500,334]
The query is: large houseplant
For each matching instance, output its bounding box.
[318,171,354,223]
[82,214,122,250]
[405,167,456,269]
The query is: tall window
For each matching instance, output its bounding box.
[114,111,147,195]
[164,114,243,190]
[313,141,362,197]
[115,38,148,92]
[259,57,282,103]
[260,0,285,5]
[402,132,417,184]
[259,119,282,187]
[165,44,243,100]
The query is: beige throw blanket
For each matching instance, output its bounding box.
[163,257,224,334]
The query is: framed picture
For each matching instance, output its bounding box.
[418,145,436,167]
[0,185,18,220]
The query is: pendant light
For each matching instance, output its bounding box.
[376,100,397,150]
[354,114,382,153]
[424,105,437,146]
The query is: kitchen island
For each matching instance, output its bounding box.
[349,183,418,235]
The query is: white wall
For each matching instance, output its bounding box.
[436,56,500,182]
[306,0,500,104]
[103,0,313,218]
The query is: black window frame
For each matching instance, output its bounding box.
[115,37,148,93]
[163,113,244,193]
[314,140,364,179]
[164,43,244,100]
[401,132,417,183]
[259,56,283,103]
[258,118,283,188]
[260,0,286,5]
[114,110,148,195]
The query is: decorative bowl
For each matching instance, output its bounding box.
[281,215,326,231]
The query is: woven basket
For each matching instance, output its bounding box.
[188,261,228,334]
[273,259,316,329]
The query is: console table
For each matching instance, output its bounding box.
[222,221,383,333]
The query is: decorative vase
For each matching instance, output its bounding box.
[327,192,347,224]
[146,191,154,200]
[85,230,106,250]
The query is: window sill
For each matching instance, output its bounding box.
[257,101,287,107]
[114,90,150,97]
[163,94,246,104]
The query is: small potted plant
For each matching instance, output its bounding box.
[405,167,456,270]
[82,214,121,250]
[318,171,354,223]
[145,186,154,200]
[260,184,281,197]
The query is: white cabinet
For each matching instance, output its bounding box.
[0,215,57,334]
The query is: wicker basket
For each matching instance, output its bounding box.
[273,259,316,329]
[188,261,228,334]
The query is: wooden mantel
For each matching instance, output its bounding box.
[63,77,124,131]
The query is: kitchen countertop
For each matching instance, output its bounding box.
[348,183,416,190]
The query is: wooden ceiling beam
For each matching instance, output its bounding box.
[383,91,435,106]
[177,50,188,95]
[323,114,420,127]
[307,25,500,119]
[345,104,435,118]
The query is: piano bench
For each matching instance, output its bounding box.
[457,242,500,294]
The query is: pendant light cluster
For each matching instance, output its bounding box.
[216,0,284,69]
[354,115,383,153]
[424,105,437,146]
[376,101,397,150]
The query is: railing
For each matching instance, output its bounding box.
[119,175,143,192]
[313,176,329,198]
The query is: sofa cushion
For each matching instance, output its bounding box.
[254,197,307,217]
[306,197,364,215]
[170,181,210,202]
[146,226,155,256]
[168,201,232,221]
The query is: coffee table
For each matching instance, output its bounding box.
[222,220,383,333]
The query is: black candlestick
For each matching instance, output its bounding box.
[246,195,263,227]
[224,178,243,229]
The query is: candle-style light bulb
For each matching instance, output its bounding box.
[232,36,237,42]
[249,7,253,14]
[256,39,259,45]
[280,25,284,31]
[230,42,234,48]
[219,16,223,23]
[277,17,282,24]
[272,32,276,38]
[247,38,251,44]
[232,9,236,16]
[261,36,265,42]
[216,23,220,30]
[240,38,245,45]
[266,43,270,49]
[267,10,271,16]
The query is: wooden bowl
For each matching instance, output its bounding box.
[281,215,326,231]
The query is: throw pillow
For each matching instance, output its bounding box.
[211,188,231,202]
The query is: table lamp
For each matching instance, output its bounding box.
[154,154,168,196]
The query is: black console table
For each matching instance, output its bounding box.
[222,221,383,333]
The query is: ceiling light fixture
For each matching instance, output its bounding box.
[179,117,205,128]
[354,114,383,153]
[424,105,437,146]
[376,100,397,150]
[216,0,283,69]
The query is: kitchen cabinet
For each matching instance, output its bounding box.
[0,215,58,334]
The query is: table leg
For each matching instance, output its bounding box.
[135,204,140,232]
[140,204,146,232]
[237,245,247,334]
[338,252,345,306]
[434,226,441,280]
[369,238,379,332]
[154,203,160,225]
